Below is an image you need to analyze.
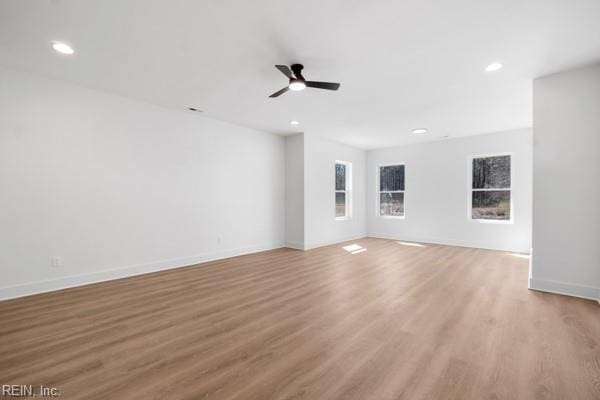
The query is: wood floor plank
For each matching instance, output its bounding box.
[0,238,598,400]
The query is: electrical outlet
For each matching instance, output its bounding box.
[51,256,62,268]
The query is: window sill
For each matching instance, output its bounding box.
[469,218,514,225]
[378,215,405,220]
[335,216,352,221]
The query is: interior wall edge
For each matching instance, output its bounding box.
[303,234,367,251]
[284,241,306,250]
[0,241,284,301]
[528,278,600,302]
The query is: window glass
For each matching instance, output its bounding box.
[335,163,346,191]
[380,192,404,217]
[471,155,511,221]
[379,164,405,217]
[380,165,405,191]
[336,192,346,217]
[335,161,352,219]
[472,155,510,189]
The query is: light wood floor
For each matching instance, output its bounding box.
[1,238,599,399]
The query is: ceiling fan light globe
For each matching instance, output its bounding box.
[289,80,306,91]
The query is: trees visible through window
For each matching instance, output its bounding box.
[379,164,405,217]
[335,161,352,219]
[471,155,511,221]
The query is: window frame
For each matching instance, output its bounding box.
[376,162,406,219]
[467,152,514,224]
[335,160,353,221]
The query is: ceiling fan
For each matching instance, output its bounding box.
[269,64,340,98]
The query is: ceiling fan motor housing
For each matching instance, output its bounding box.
[290,64,304,78]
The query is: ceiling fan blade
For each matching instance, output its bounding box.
[305,81,341,90]
[269,86,290,98]
[275,65,293,78]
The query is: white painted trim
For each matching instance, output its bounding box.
[335,216,352,222]
[528,278,599,302]
[367,232,529,253]
[304,234,367,251]
[0,242,284,301]
[284,241,305,250]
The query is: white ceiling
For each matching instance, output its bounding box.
[1,0,599,149]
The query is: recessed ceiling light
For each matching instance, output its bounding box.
[290,120,300,125]
[485,62,503,72]
[411,128,428,134]
[51,41,74,55]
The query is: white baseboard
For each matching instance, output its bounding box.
[304,234,367,251]
[368,234,597,302]
[284,241,305,250]
[0,242,284,301]
[367,232,529,253]
[528,278,599,302]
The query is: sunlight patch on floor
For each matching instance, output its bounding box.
[342,244,367,254]
[396,241,426,248]
[509,253,530,259]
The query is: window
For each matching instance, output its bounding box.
[335,161,352,220]
[470,154,512,222]
[378,164,405,217]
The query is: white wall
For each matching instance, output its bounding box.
[304,135,367,249]
[284,134,304,249]
[531,63,600,301]
[367,129,532,253]
[0,66,285,299]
